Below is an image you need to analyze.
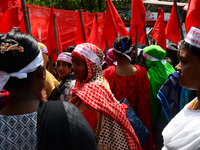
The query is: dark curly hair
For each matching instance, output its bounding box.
[112,36,132,57]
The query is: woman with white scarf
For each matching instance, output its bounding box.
[162,26,200,150]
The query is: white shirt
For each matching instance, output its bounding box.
[162,97,200,150]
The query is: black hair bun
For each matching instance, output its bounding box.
[113,36,132,53]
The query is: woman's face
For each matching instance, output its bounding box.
[56,60,70,78]
[176,45,200,91]
[71,56,88,82]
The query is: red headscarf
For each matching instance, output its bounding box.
[71,43,141,150]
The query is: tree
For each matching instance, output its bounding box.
[26,0,107,12]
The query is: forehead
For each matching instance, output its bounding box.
[57,60,68,64]
[179,44,200,61]
[179,45,189,56]
[72,56,84,63]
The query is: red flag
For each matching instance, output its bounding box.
[88,17,102,49]
[18,13,26,33]
[185,0,200,33]
[165,2,181,45]
[46,5,62,62]
[152,7,166,51]
[0,8,20,33]
[0,0,22,33]
[0,0,21,18]
[129,0,146,44]
[103,0,128,47]
[76,11,87,44]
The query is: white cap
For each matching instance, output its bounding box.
[185,26,200,48]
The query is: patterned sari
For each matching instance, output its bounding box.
[69,43,141,150]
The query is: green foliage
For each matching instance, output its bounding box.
[26,0,188,23]
[26,0,107,12]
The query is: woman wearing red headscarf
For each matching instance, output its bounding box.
[69,43,141,150]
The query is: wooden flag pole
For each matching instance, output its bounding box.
[135,30,138,65]
[52,7,59,57]
[144,22,149,46]
[79,10,86,43]
[174,0,184,39]
[142,14,149,46]
[26,7,32,34]
[96,13,98,25]
[21,0,31,34]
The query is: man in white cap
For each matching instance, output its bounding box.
[162,26,200,150]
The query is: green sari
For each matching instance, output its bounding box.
[144,45,176,128]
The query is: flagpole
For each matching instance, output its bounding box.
[27,7,32,34]
[135,30,138,65]
[79,10,86,43]
[52,8,59,57]
[174,0,184,39]
[96,13,98,25]
[144,19,149,46]
[21,0,31,34]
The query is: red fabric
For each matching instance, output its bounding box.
[0,0,21,18]
[0,3,105,52]
[103,65,155,150]
[88,17,101,50]
[76,11,88,44]
[73,83,141,150]
[0,7,21,33]
[165,2,181,45]
[0,89,9,109]
[152,8,166,51]
[129,0,146,45]
[46,5,62,62]
[185,0,200,33]
[82,109,99,129]
[18,13,26,33]
[103,0,128,48]
[71,43,141,150]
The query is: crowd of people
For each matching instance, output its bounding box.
[0,25,200,150]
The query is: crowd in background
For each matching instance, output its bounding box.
[0,26,200,150]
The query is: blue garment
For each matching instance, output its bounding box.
[120,98,150,147]
[157,72,181,122]
[157,71,196,123]
[180,87,196,110]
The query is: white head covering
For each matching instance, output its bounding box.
[57,52,72,64]
[185,26,200,48]
[73,44,101,66]
[0,51,44,90]
[113,47,132,61]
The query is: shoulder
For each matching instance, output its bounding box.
[103,66,116,78]
[134,65,148,77]
[62,101,81,114]
[46,70,59,82]
[103,65,115,72]
[134,64,146,72]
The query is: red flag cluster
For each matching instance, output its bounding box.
[46,5,62,62]
[76,11,87,45]
[3,0,199,60]
[76,0,128,50]
[103,0,128,47]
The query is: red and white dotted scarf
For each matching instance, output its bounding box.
[71,43,141,150]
